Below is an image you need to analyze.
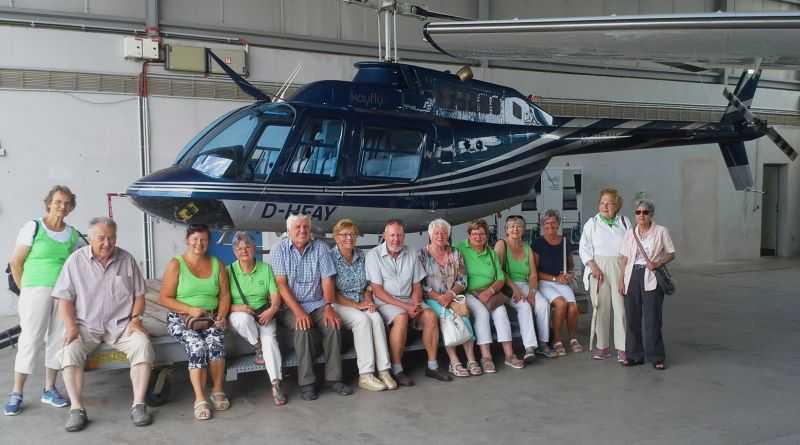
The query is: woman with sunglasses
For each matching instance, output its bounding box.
[495,215,557,360]
[617,199,675,370]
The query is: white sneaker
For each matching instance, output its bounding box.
[358,374,387,392]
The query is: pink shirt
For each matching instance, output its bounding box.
[52,246,146,341]
[619,224,675,293]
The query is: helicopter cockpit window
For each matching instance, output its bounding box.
[359,127,425,181]
[184,111,260,178]
[288,118,343,177]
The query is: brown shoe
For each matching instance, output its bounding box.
[392,372,415,387]
[424,367,453,382]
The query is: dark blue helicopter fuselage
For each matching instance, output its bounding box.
[127,62,762,233]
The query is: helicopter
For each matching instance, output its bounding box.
[126,4,799,235]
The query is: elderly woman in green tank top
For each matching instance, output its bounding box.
[159,224,231,421]
[494,215,558,360]
[5,185,80,416]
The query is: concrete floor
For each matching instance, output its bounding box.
[1,258,799,445]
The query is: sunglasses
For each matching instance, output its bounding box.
[635,210,651,215]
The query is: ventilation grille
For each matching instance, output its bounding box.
[1,68,798,126]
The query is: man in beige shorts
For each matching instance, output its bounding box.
[365,220,451,386]
[53,217,154,432]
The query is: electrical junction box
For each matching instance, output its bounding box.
[123,36,143,59]
[166,45,207,73]
[208,48,248,77]
[123,36,160,60]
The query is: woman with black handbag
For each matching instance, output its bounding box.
[159,224,231,420]
[617,199,676,370]
[226,232,286,405]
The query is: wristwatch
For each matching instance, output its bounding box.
[324,302,334,308]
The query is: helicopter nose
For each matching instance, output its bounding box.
[127,168,234,228]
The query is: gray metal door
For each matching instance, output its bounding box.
[761,164,783,256]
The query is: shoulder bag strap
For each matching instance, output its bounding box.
[230,264,252,307]
[632,228,652,263]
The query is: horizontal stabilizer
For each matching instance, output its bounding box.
[719,142,753,190]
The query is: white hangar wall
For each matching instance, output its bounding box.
[1,12,800,312]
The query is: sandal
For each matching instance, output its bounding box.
[448,362,470,377]
[553,341,567,356]
[653,361,666,370]
[210,392,230,411]
[621,359,644,367]
[193,400,211,421]
[569,338,584,353]
[271,381,287,406]
[480,357,497,374]
[504,356,525,369]
[467,360,483,376]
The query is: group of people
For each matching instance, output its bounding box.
[4,185,676,432]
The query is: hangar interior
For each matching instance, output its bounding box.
[1,0,800,316]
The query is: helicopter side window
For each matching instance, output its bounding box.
[360,126,424,181]
[249,124,291,180]
[188,112,259,178]
[289,118,343,177]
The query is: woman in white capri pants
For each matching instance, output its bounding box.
[533,210,583,357]
[5,185,80,416]
[495,215,557,360]
[456,219,525,371]
[226,232,286,405]
[329,219,397,392]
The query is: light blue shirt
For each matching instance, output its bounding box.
[271,238,336,313]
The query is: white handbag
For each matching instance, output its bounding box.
[439,307,471,347]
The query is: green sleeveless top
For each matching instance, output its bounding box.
[21,222,78,288]
[505,241,531,283]
[175,256,220,311]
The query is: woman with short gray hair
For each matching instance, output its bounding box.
[617,199,675,370]
[226,232,286,405]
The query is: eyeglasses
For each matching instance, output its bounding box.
[337,233,356,239]
[635,210,651,215]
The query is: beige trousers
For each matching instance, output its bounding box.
[229,312,282,382]
[589,255,626,351]
[14,286,63,374]
[59,327,154,369]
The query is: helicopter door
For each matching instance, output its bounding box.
[287,117,345,179]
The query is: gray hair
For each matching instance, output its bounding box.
[427,218,451,237]
[88,216,117,236]
[231,231,256,251]
[286,213,311,232]
[542,209,561,225]
[634,198,655,216]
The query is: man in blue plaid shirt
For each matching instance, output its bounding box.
[272,213,352,401]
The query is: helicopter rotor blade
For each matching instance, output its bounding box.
[722,87,797,161]
[765,126,799,161]
[207,49,270,102]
